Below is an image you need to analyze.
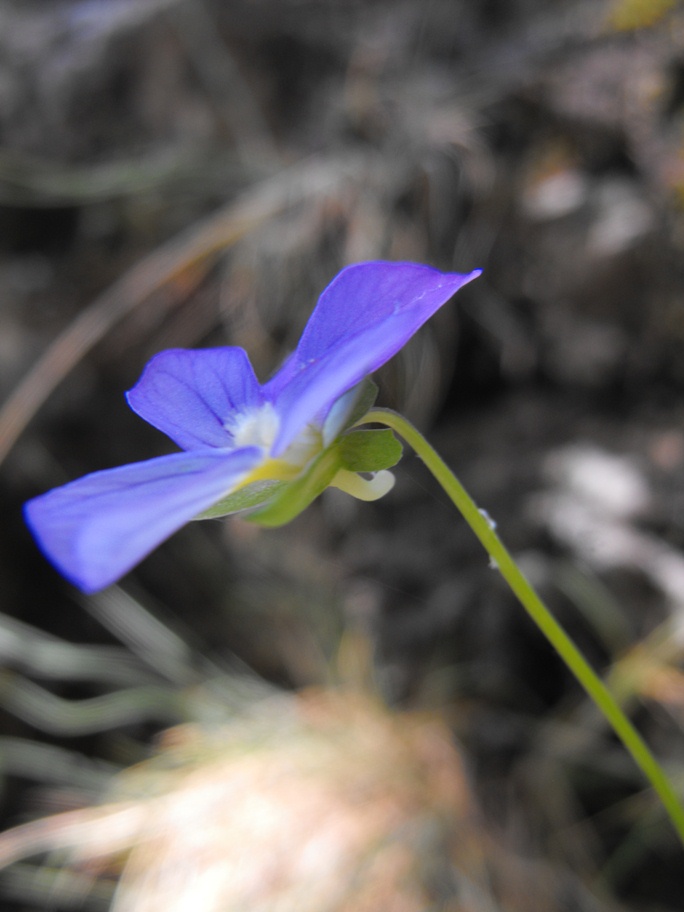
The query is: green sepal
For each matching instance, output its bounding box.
[195,479,288,520]
[342,378,380,428]
[338,428,402,473]
[247,447,343,528]
[322,378,379,445]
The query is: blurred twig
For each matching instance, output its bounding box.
[0,737,117,791]
[0,674,184,736]
[0,155,360,467]
[0,147,249,207]
[0,611,157,687]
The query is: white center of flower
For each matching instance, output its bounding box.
[227,403,322,468]
[229,402,280,451]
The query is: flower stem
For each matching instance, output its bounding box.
[360,407,684,848]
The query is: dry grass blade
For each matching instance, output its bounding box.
[0,156,358,467]
[0,803,147,870]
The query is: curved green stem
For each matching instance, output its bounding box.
[359,407,684,848]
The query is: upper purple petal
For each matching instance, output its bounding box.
[126,348,262,451]
[265,262,480,454]
[24,448,262,593]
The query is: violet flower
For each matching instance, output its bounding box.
[25,261,480,593]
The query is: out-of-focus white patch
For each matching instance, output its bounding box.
[588,180,653,256]
[533,443,684,614]
[543,444,649,519]
[523,169,589,220]
[229,403,280,451]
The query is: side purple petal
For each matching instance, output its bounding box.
[24,448,262,593]
[265,262,480,454]
[126,348,263,451]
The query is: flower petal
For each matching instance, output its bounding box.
[24,448,262,593]
[265,262,480,454]
[126,348,262,451]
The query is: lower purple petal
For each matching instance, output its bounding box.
[24,448,262,593]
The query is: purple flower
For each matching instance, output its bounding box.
[25,261,480,593]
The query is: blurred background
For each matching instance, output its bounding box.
[1,0,684,908]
